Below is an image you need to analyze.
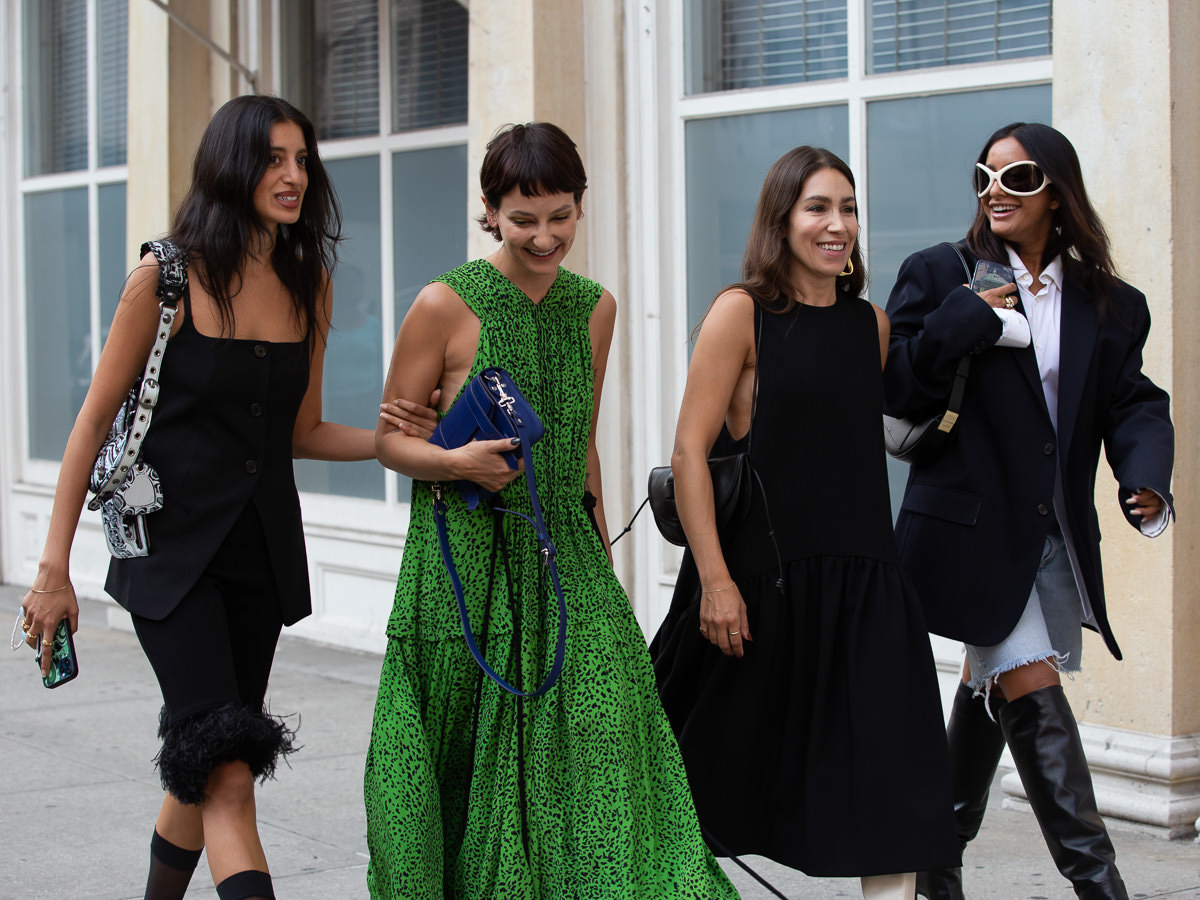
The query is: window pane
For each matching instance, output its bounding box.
[26,189,91,460]
[390,0,469,131]
[684,106,849,329]
[392,145,468,318]
[23,0,88,176]
[685,0,847,95]
[282,0,381,141]
[866,85,1051,511]
[97,0,129,166]
[98,183,127,341]
[295,157,385,499]
[391,143,469,502]
[869,0,1051,74]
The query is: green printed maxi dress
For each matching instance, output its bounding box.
[364,259,737,899]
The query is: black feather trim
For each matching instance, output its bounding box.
[154,702,300,805]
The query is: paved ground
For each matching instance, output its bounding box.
[2,585,1197,899]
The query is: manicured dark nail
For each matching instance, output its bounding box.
[510,437,521,446]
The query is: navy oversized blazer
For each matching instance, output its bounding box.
[882,240,1174,660]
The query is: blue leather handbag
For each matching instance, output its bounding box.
[429,367,544,510]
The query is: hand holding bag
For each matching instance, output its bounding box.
[87,240,188,558]
[428,368,567,698]
[882,241,973,465]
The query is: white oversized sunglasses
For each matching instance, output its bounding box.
[974,160,1049,198]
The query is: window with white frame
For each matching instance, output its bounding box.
[869,0,1051,74]
[281,0,469,502]
[685,0,849,94]
[21,0,128,462]
[670,0,1050,512]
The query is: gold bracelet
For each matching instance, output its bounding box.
[28,584,71,594]
[701,583,736,595]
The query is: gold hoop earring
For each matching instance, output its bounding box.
[840,259,854,277]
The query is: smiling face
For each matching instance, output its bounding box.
[785,167,858,286]
[981,136,1059,255]
[252,121,308,229]
[486,186,582,284]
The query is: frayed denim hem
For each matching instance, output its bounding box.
[968,653,1074,720]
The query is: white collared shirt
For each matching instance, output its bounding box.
[1007,247,1065,430]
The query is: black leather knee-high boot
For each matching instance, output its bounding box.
[916,683,1007,900]
[999,685,1128,900]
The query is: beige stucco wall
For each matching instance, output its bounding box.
[466,0,590,274]
[1054,0,1199,736]
[126,0,234,266]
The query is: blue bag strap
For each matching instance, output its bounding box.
[433,409,568,698]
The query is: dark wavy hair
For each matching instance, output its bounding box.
[169,95,341,349]
[734,145,866,313]
[967,122,1116,311]
[476,122,588,240]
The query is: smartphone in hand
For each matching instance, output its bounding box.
[970,259,1015,294]
[37,618,79,688]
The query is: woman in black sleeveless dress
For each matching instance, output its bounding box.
[17,97,432,900]
[652,146,958,897]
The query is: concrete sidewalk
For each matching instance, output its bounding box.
[2,585,1197,899]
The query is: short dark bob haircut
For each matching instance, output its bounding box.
[967,122,1116,310]
[477,122,588,241]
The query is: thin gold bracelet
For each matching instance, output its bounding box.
[701,583,736,595]
[28,584,71,594]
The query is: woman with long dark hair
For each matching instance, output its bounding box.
[884,123,1174,900]
[17,95,431,900]
[651,146,958,898]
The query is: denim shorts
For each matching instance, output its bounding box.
[964,524,1083,693]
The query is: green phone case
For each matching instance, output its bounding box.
[38,618,78,688]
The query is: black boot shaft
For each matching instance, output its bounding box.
[999,685,1128,900]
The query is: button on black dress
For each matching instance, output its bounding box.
[652,296,959,877]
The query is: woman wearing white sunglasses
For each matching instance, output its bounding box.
[884,122,1174,900]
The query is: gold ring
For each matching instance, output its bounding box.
[1003,295,1017,309]
[20,618,30,632]
[41,638,53,648]
[729,630,741,636]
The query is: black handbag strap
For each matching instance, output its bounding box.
[939,241,973,429]
[942,240,972,282]
[433,410,568,698]
[89,240,188,507]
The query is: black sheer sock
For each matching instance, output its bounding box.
[215,869,275,900]
[144,830,203,900]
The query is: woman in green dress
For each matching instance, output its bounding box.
[366,123,736,898]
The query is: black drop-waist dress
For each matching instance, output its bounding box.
[651,296,959,877]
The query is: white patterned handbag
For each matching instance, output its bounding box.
[87,240,187,558]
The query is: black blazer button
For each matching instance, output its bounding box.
[1037,503,1049,516]
[253,344,268,358]
[1042,442,1055,455]
[250,402,264,417]
[245,460,259,474]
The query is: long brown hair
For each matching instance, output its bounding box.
[734,146,865,312]
[966,122,1117,311]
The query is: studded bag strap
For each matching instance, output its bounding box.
[89,241,189,503]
